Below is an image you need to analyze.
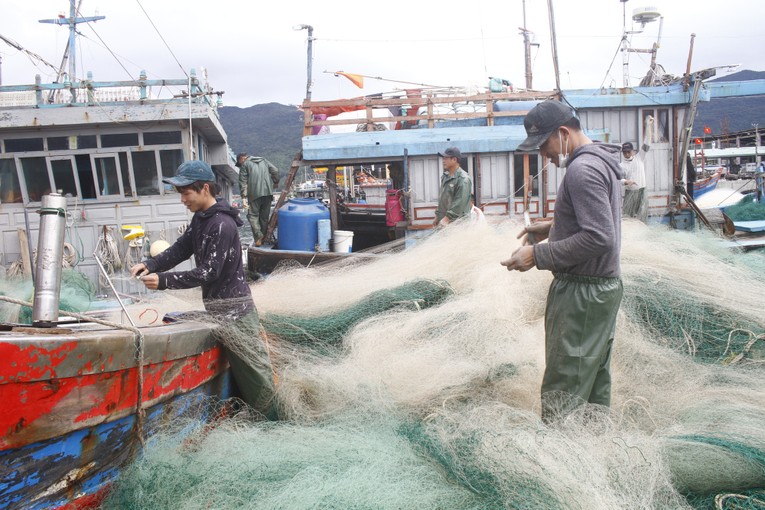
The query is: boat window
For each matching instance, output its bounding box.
[94,156,121,196]
[102,133,139,148]
[6,138,44,153]
[119,152,134,197]
[51,159,78,197]
[48,137,70,151]
[77,135,98,149]
[131,151,160,196]
[642,109,670,143]
[144,131,182,145]
[20,157,51,202]
[160,149,184,193]
[75,154,97,199]
[0,159,22,203]
[513,153,539,198]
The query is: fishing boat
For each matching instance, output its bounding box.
[246,2,765,277]
[693,169,723,198]
[0,2,241,508]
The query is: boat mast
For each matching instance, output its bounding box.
[546,0,561,92]
[521,0,533,90]
[38,0,104,83]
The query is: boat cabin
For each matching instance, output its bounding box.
[0,70,237,290]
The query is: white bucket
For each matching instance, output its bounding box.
[332,230,354,253]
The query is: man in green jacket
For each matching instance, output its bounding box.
[433,147,472,227]
[237,152,280,246]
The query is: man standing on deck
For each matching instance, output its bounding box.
[433,147,472,227]
[130,160,278,419]
[237,152,280,246]
[500,100,624,423]
[620,122,652,222]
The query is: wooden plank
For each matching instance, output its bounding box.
[17,228,32,277]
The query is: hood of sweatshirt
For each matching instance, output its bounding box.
[198,198,245,227]
[567,142,625,180]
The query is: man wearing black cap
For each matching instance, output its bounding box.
[500,99,624,423]
[433,147,472,227]
[620,118,652,221]
[130,160,278,419]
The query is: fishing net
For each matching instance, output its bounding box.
[0,269,95,324]
[620,220,765,364]
[93,219,765,509]
[724,193,765,222]
[260,278,454,355]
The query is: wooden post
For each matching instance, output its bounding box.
[264,151,303,244]
[327,165,339,235]
[17,228,32,277]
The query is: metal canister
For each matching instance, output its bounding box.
[32,193,68,327]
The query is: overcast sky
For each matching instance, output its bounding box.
[1,0,763,108]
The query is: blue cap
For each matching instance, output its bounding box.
[163,160,216,186]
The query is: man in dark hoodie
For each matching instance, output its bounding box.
[500,100,624,423]
[130,160,277,419]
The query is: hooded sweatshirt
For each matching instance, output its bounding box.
[145,199,254,318]
[533,143,624,278]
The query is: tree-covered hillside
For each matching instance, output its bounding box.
[219,103,304,185]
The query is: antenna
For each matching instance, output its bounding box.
[38,0,105,83]
[619,1,662,87]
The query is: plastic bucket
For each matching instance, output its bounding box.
[332,230,354,253]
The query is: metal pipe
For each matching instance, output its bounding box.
[31,193,67,327]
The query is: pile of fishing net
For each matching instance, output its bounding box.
[723,193,765,222]
[0,269,95,324]
[101,218,765,509]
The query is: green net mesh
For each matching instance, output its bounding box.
[260,278,454,354]
[724,194,765,222]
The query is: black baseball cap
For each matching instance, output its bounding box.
[439,147,462,159]
[163,160,216,186]
[621,142,634,152]
[517,100,576,151]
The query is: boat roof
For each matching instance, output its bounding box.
[301,80,765,164]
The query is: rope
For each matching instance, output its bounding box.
[0,294,147,448]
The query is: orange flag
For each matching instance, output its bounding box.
[335,71,364,88]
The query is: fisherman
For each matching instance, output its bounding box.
[500,100,624,423]
[236,152,280,247]
[130,160,277,419]
[620,118,653,222]
[433,147,472,227]
[756,160,765,203]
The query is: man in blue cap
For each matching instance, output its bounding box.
[500,100,624,423]
[130,160,278,419]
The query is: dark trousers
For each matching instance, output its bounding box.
[247,196,272,242]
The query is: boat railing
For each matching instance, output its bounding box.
[0,69,223,109]
[301,90,557,135]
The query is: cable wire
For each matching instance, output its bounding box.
[134,0,188,78]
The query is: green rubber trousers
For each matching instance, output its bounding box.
[216,309,279,420]
[541,273,623,423]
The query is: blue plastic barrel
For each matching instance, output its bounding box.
[277,198,330,251]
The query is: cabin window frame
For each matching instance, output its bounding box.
[90,153,127,199]
[49,155,82,199]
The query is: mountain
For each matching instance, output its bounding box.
[693,70,765,137]
[219,103,304,186]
